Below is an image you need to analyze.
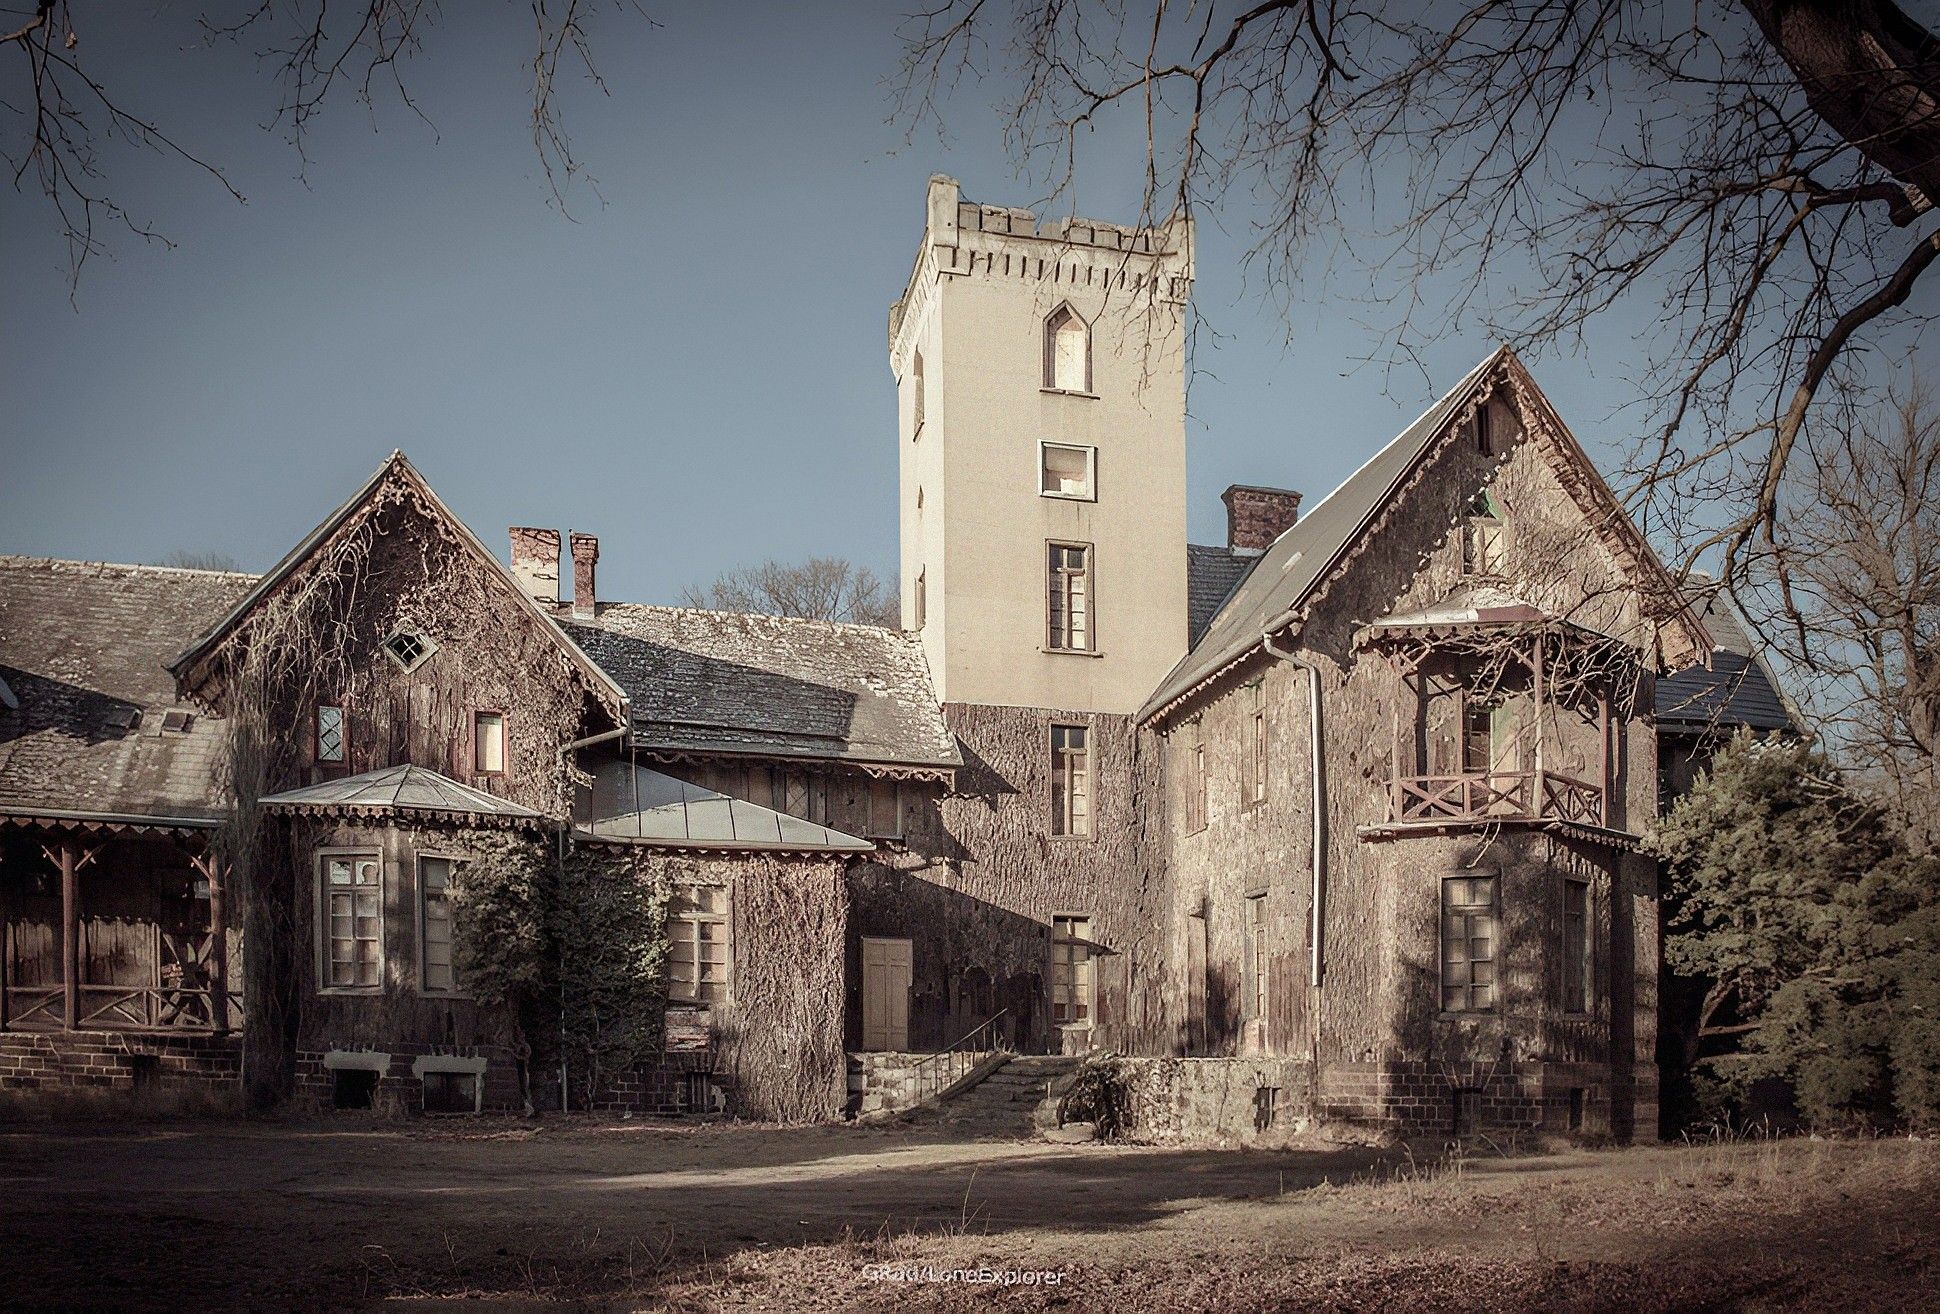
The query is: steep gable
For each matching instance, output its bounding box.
[1142,348,1709,722]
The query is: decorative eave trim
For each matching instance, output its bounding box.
[571,830,871,858]
[260,801,551,831]
[634,746,959,786]
[0,806,223,838]
[1357,817,1648,854]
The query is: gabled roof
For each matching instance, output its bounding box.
[1657,584,1795,733]
[259,764,547,827]
[1141,348,1709,721]
[0,556,256,823]
[168,452,628,722]
[566,606,960,774]
[579,766,873,854]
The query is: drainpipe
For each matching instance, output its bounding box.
[1262,621,1327,989]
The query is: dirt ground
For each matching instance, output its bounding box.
[0,1113,1935,1313]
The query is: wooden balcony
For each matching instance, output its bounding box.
[1388,769,1608,828]
[2,983,244,1034]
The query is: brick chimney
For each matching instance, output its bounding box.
[1222,485,1302,555]
[508,527,561,605]
[569,532,600,620]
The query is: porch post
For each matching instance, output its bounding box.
[1598,683,1613,828]
[205,855,231,1034]
[58,841,79,1031]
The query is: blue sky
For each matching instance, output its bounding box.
[4,3,1668,604]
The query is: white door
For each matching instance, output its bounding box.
[861,936,912,1051]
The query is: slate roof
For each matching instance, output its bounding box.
[1656,587,1793,733]
[259,764,546,826]
[578,766,873,853]
[1186,544,1254,644]
[1143,354,1500,719]
[565,605,960,771]
[0,557,256,824]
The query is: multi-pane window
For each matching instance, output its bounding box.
[1047,542,1093,651]
[322,854,382,991]
[1562,878,1591,1013]
[1462,494,1506,575]
[316,704,346,764]
[381,627,434,672]
[1040,443,1096,500]
[1051,915,1095,1024]
[866,777,903,840]
[420,857,457,993]
[473,711,506,775]
[1050,724,1092,838]
[1247,894,1269,1020]
[668,886,730,1005]
[1244,684,1268,804]
[1184,720,1208,833]
[1441,876,1498,1012]
[1044,305,1090,392]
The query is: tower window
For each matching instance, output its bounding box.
[1039,442,1096,500]
[1050,724,1092,838]
[912,350,926,436]
[912,568,927,630]
[1044,304,1091,393]
[1046,542,1093,652]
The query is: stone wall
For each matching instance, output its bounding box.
[1113,1056,1316,1146]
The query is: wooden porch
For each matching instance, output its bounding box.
[0,821,240,1036]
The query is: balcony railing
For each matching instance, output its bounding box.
[2,983,244,1034]
[1388,770,1607,827]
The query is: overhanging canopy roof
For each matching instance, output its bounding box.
[260,765,546,828]
[579,766,873,854]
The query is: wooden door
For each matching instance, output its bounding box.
[861,936,911,1051]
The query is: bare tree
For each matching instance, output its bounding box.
[893,1,1940,587]
[3,1,644,290]
[678,558,901,628]
[1776,379,1940,843]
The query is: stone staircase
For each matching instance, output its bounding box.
[922,1054,1083,1136]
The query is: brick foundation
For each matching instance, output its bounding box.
[295,1042,524,1114]
[0,1031,240,1099]
[1319,1059,1652,1141]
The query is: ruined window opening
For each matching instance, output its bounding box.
[1040,442,1096,500]
[913,568,927,630]
[866,777,903,840]
[1046,542,1094,651]
[1562,878,1591,1014]
[320,853,382,992]
[381,626,434,672]
[333,1068,379,1110]
[419,856,459,994]
[1247,893,1269,1020]
[1050,723,1091,838]
[421,1069,478,1114]
[1254,1085,1280,1131]
[1184,720,1208,833]
[315,703,346,764]
[1051,914,1094,1025]
[1441,875,1497,1012]
[1244,682,1268,804]
[1568,1087,1586,1131]
[1044,304,1091,393]
[1473,403,1493,455]
[472,710,506,776]
[1461,493,1506,576]
[668,885,730,1005]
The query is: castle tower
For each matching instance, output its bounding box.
[887,176,1192,714]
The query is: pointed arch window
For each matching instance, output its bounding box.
[1044,304,1091,393]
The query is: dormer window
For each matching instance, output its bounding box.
[1044,304,1091,393]
[381,627,434,673]
[1462,493,1506,576]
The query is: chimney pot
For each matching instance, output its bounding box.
[509,527,561,605]
[1222,485,1302,555]
[569,532,599,620]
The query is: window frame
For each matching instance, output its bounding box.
[865,776,905,841]
[1440,874,1499,1014]
[1460,493,1507,577]
[667,884,732,1007]
[416,851,466,998]
[1562,877,1591,1015]
[1246,893,1270,1021]
[1037,441,1098,502]
[1049,722,1093,840]
[471,709,507,778]
[315,702,348,765]
[1051,913,1096,1027]
[1183,719,1208,834]
[380,625,437,673]
[1243,682,1268,806]
[316,848,385,996]
[1042,303,1093,395]
[1045,540,1096,654]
